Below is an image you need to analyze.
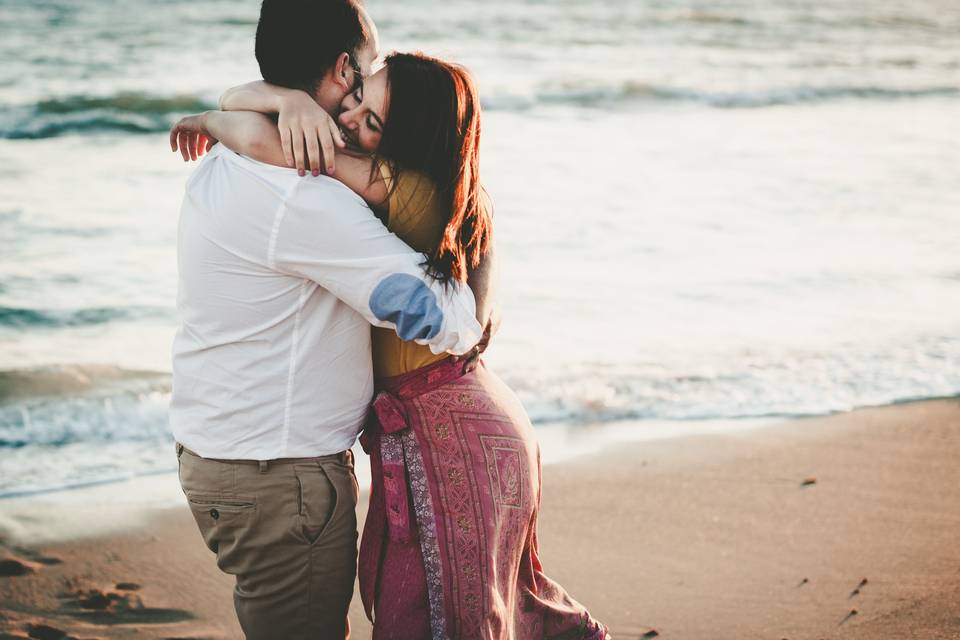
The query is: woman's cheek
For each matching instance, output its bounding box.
[362,132,379,153]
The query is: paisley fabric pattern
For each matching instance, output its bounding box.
[359,357,607,640]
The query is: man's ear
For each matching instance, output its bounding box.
[332,52,352,92]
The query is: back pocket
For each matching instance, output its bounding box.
[186,494,257,554]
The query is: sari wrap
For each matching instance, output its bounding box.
[359,357,606,640]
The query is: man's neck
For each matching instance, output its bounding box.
[312,79,341,118]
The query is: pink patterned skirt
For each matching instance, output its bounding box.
[358,357,607,640]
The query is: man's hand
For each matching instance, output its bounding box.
[276,92,346,177]
[169,112,217,162]
[454,305,501,372]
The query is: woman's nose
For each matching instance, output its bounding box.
[338,110,358,130]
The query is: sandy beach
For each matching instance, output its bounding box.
[1,398,958,639]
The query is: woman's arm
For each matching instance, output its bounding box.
[218,80,291,112]
[170,111,387,214]
[220,81,344,176]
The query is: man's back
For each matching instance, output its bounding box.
[172,144,481,460]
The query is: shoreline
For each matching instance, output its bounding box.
[2,398,959,638]
[4,385,958,507]
[0,414,781,545]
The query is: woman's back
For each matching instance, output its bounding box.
[372,166,448,378]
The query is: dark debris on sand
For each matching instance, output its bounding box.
[25,624,70,640]
[58,585,193,625]
[0,560,34,578]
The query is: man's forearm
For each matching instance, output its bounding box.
[467,242,497,327]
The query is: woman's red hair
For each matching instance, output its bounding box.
[377,52,492,283]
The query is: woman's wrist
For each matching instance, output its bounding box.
[220,81,294,113]
[199,110,221,139]
[277,89,315,115]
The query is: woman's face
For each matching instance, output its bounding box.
[338,67,388,153]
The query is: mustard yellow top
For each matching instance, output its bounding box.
[372,163,449,378]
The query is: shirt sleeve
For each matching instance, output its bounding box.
[270,178,483,356]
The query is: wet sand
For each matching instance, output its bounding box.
[1,398,958,639]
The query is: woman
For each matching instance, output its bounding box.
[171,52,607,640]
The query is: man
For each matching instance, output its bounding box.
[170,1,484,638]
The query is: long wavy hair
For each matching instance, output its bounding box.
[376,52,492,283]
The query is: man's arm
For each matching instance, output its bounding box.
[453,242,500,368]
[272,179,483,355]
[467,240,497,330]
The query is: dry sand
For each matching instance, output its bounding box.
[1,398,958,639]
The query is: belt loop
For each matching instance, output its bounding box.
[259,460,269,473]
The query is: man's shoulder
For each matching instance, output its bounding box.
[287,173,371,211]
[204,145,370,209]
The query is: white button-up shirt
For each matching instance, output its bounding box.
[170,145,481,460]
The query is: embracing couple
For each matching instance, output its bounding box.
[169,1,606,638]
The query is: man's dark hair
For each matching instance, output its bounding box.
[255,0,367,92]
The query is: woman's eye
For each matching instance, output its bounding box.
[366,116,380,133]
[353,88,363,102]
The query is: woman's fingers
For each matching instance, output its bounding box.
[279,105,343,176]
[291,131,306,176]
[329,119,345,149]
[280,127,295,169]
[317,125,335,175]
[170,115,214,162]
[178,130,191,162]
[305,129,321,177]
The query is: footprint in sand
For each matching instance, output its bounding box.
[61,586,193,625]
[23,623,75,640]
[13,548,63,567]
[0,623,105,640]
[18,623,103,640]
[0,548,63,577]
[0,558,36,577]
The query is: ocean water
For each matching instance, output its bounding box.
[1,0,959,496]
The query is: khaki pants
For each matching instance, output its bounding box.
[177,444,359,640]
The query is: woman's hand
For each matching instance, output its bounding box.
[217,80,346,176]
[169,112,217,162]
[276,91,346,177]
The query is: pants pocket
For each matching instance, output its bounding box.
[295,463,337,545]
[186,493,257,556]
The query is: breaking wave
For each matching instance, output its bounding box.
[2,82,956,139]
[0,92,214,139]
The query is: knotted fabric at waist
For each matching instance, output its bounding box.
[359,355,473,452]
[357,356,476,623]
